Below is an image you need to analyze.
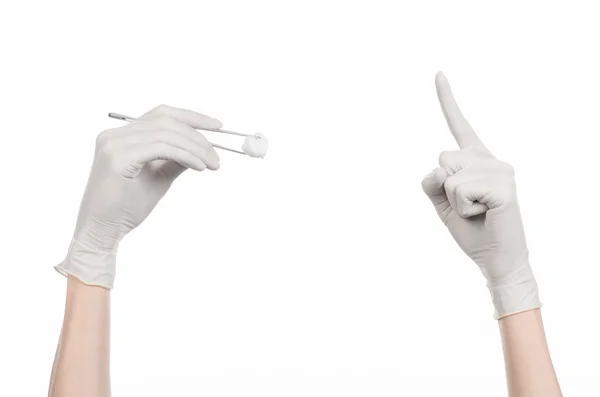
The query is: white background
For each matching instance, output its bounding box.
[0,0,598,395]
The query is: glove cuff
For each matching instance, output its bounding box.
[55,238,116,289]
[487,256,541,320]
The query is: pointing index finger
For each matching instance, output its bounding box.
[435,72,487,151]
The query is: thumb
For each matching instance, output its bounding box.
[422,167,450,213]
[455,180,491,218]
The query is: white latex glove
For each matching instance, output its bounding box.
[422,73,541,319]
[56,105,222,289]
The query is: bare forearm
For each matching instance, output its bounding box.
[499,309,561,397]
[48,276,111,397]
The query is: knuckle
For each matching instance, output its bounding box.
[501,161,515,176]
[153,104,171,115]
[95,130,123,155]
[155,115,182,131]
[438,151,451,166]
[95,128,115,147]
[155,115,173,126]
[96,136,121,159]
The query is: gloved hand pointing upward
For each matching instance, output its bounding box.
[422,73,541,319]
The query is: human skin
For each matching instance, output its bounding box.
[499,309,562,396]
[48,276,111,397]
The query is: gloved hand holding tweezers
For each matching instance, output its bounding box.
[55,104,266,288]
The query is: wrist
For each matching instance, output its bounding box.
[487,258,541,319]
[55,238,117,289]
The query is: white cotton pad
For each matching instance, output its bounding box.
[242,133,269,158]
